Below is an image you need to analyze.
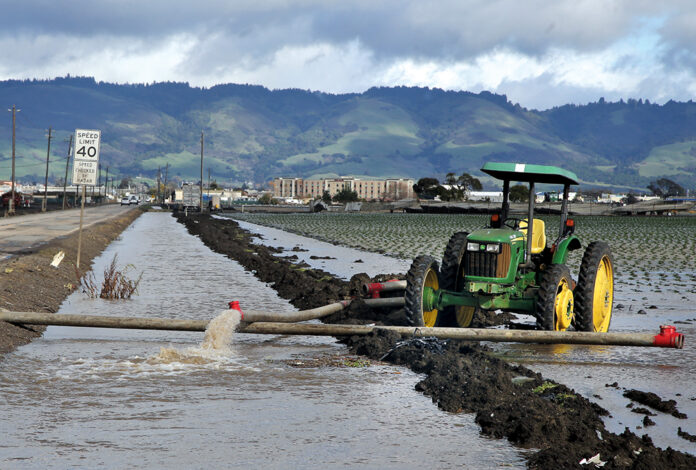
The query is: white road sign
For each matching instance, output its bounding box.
[72,129,101,186]
[74,129,101,162]
[72,160,98,185]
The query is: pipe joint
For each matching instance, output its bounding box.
[653,325,684,349]
[228,300,244,320]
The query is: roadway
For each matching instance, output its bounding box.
[0,204,137,258]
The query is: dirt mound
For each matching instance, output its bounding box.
[0,208,143,356]
[177,213,696,470]
[624,389,688,419]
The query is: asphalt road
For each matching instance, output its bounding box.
[0,204,137,258]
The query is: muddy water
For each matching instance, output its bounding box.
[229,218,696,455]
[0,213,525,469]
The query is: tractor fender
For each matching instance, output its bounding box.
[551,235,581,264]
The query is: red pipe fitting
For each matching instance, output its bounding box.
[228,300,244,320]
[653,325,684,349]
[367,283,384,298]
[363,279,402,298]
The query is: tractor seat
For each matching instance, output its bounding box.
[519,219,546,254]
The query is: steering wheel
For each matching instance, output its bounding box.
[503,217,525,230]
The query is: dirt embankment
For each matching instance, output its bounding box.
[0,208,143,355]
[177,213,696,470]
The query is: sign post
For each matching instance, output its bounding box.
[72,129,101,268]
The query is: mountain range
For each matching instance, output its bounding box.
[1,77,695,191]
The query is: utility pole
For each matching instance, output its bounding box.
[157,166,161,204]
[62,134,72,210]
[8,105,20,214]
[163,163,169,203]
[98,163,102,203]
[43,127,53,211]
[199,131,204,212]
[105,166,109,203]
[208,168,211,199]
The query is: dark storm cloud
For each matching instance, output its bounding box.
[1,1,696,108]
[0,1,660,58]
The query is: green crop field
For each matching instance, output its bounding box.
[229,212,696,297]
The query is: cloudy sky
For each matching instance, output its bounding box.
[1,0,695,109]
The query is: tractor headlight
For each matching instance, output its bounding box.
[467,242,479,251]
[486,243,501,253]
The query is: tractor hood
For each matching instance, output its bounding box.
[468,228,524,244]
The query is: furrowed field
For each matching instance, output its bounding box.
[229,213,696,296]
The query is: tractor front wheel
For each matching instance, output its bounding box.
[404,255,441,327]
[574,242,614,332]
[439,232,474,327]
[536,264,575,331]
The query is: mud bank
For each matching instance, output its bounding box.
[178,213,695,469]
[0,208,143,356]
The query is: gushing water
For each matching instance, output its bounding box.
[201,308,242,351]
[152,308,242,364]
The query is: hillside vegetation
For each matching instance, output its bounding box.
[1,77,695,190]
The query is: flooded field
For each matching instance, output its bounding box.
[0,213,526,469]
[228,213,696,454]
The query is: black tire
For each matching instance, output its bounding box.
[536,264,575,331]
[574,242,614,332]
[404,255,441,327]
[439,232,476,327]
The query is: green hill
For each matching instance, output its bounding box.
[1,77,695,190]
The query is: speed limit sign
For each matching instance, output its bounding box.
[72,129,101,186]
[74,129,101,161]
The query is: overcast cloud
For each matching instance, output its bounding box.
[1,0,695,109]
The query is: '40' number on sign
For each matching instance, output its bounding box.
[76,145,98,158]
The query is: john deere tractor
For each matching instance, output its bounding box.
[405,162,614,332]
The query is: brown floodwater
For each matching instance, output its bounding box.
[0,213,526,469]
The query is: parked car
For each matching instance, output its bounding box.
[120,197,130,206]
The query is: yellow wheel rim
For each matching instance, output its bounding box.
[554,278,574,331]
[592,255,613,332]
[455,306,475,328]
[422,267,439,327]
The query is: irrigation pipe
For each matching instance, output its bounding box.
[0,311,684,348]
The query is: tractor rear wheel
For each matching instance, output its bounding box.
[574,242,614,332]
[404,255,441,327]
[439,232,476,327]
[536,264,575,331]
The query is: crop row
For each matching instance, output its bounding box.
[229,213,696,292]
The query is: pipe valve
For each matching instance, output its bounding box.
[653,325,684,349]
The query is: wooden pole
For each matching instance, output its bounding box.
[9,105,19,214]
[62,135,72,210]
[199,131,204,212]
[76,185,86,268]
[43,127,52,211]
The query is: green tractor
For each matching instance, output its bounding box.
[405,162,614,332]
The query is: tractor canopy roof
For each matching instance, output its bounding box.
[481,162,579,186]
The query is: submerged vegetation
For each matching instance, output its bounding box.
[76,254,143,300]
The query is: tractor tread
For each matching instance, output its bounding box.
[439,232,469,327]
[536,264,572,330]
[574,241,614,332]
[404,255,440,327]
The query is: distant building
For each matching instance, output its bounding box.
[272,177,415,201]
